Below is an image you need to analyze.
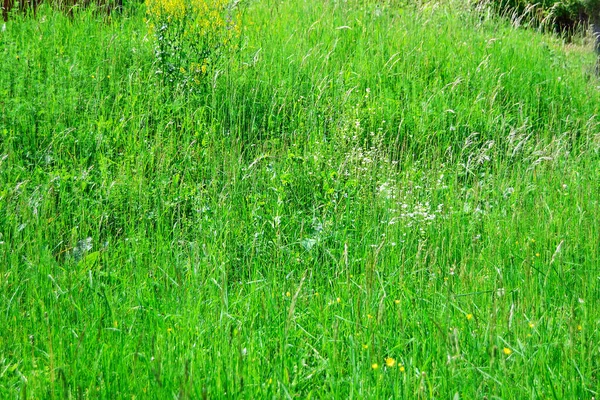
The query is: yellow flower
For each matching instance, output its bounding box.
[394,299,400,304]
[336,297,341,303]
[466,314,473,321]
[145,0,241,87]
[528,322,535,328]
[371,363,379,370]
[167,327,173,333]
[362,344,369,350]
[577,324,582,331]
[385,357,396,367]
[285,291,291,297]
[367,314,373,319]
[399,365,405,372]
[503,347,513,355]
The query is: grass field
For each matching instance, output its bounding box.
[1,0,600,397]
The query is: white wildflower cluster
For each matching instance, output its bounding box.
[387,201,443,228]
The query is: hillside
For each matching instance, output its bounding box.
[1,0,599,397]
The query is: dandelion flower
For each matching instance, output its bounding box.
[371,363,379,370]
[362,344,369,350]
[336,297,341,304]
[503,347,513,355]
[577,324,582,331]
[466,314,473,321]
[285,291,291,297]
[394,299,400,304]
[399,365,405,372]
[385,357,396,367]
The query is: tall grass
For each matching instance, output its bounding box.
[1,0,599,397]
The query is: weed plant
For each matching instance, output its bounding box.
[145,0,240,90]
[1,0,599,397]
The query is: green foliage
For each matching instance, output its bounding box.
[145,0,241,90]
[1,1,600,398]
[484,0,600,31]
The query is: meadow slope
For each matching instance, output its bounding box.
[1,0,600,397]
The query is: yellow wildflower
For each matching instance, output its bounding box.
[145,0,240,87]
[503,347,513,355]
[385,357,396,367]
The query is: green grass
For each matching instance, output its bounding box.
[1,0,600,397]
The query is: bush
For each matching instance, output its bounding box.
[145,0,241,91]
[484,0,600,35]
